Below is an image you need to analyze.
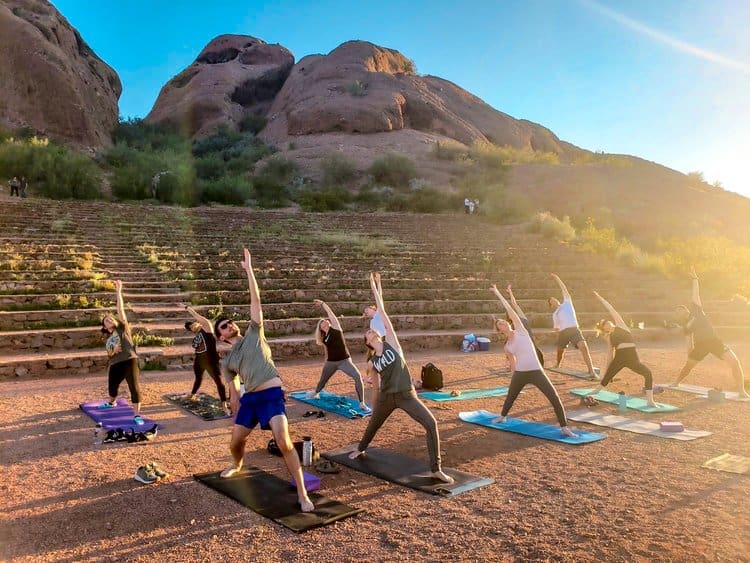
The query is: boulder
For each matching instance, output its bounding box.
[0,0,121,147]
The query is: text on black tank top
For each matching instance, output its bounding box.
[323,328,350,361]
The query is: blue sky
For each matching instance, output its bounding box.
[52,0,750,196]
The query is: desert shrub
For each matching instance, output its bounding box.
[195,153,226,180]
[198,175,254,205]
[346,80,368,96]
[298,187,352,212]
[482,191,535,224]
[469,141,559,167]
[431,141,467,161]
[112,118,186,152]
[321,152,358,187]
[258,155,297,184]
[368,153,417,188]
[192,126,242,157]
[528,211,576,242]
[238,114,267,134]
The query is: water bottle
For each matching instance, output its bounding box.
[302,436,313,467]
[94,422,103,445]
[618,392,628,412]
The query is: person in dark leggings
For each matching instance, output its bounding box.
[672,267,748,397]
[490,285,578,437]
[99,280,144,424]
[506,284,544,367]
[349,273,453,483]
[588,291,658,407]
[185,306,230,415]
[308,299,370,411]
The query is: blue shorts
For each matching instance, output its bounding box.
[235,386,286,430]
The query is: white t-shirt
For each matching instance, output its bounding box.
[370,311,386,336]
[504,331,543,372]
[553,298,578,330]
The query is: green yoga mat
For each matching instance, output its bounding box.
[702,453,750,475]
[571,389,678,413]
[420,386,511,402]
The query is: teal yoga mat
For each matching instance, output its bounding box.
[571,389,678,413]
[458,410,606,444]
[289,390,371,419]
[420,386,510,402]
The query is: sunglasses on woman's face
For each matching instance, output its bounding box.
[219,321,232,330]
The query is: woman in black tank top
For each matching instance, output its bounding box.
[590,291,657,406]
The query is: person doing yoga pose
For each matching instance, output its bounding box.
[349,273,453,483]
[505,284,544,367]
[99,280,144,424]
[672,267,748,398]
[589,292,658,407]
[184,306,230,416]
[491,285,578,437]
[215,248,313,512]
[308,299,370,411]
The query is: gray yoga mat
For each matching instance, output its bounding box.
[567,409,711,440]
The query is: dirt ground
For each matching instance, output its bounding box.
[1,339,749,562]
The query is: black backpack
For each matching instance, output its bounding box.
[421,363,444,390]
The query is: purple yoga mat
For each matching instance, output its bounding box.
[79,398,163,431]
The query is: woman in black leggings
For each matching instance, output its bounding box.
[591,291,657,407]
[490,285,577,437]
[99,280,144,424]
[185,306,230,415]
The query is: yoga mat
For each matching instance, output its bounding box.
[702,453,750,475]
[548,366,600,380]
[655,383,750,402]
[567,409,711,440]
[164,392,230,421]
[289,390,371,419]
[458,410,605,445]
[571,389,679,413]
[79,399,162,431]
[194,467,363,533]
[322,446,494,497]
[420,386,511,402]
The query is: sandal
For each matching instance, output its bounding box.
[303,410,318,418]
[315,460,341,474]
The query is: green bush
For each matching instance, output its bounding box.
[368,153,417,188]
[298,187,352,211]
[321,152,358,187]
[238,114,267,134]
[469,141,559,167]
[482,191,534,224]
[195,153,226,180]
[528,211,576,242]
[431,141,467,161]
[111,163,153,200]
[112,118,186,152]
[198,175,254,205]
[253,174,289,208]
[192,126,242,157]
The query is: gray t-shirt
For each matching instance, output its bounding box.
[106,323,137,365]
[222,320,279,390]
[371,342,413,394]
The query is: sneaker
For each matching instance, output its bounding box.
[146,462,168,479]
[97,402,115,409]
[133,415,145,425]
[143,424,158,439]
[102,430,118,443]
[134,465,158,484]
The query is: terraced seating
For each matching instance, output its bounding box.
[1,196,748,378]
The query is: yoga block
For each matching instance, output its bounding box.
[707,389,726,402]
[477,337,491,351]
[659,421,684,432]
[289,471,320,491]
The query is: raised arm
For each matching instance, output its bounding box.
[593,291,628,329]
[370,273,401,353]
[689,266,701,307]
[114,280,128,326]
[490,284,528,336]
[374,271,383,299]
[506,284,528,320]
[185,305,213,333]
[550,273,571,301]
[241,248,263,325]
[314,299,342,331]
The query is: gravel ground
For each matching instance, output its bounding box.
[1,340,749,562]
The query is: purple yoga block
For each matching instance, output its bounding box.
[290,471,320,491]
[659,421,684,432]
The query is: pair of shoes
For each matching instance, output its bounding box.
[303,410,325,418]
[134,465,158,484]
[582,395,599,407]
[102,428,128,443]
[146,462,168,480]
[314,460,341,474]
[97,401,116,409]
[126,425,158,443]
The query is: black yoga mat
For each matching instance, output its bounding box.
[165,393,230,421]
[194,467,364,533]
[323,445,494,497]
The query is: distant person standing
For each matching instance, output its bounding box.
[9,176,19,197]
[19,176,28,198]
[473,199,480,215]
[464,197,471,214]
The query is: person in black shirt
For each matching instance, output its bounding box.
[672,267,748,397]
[185,306,230,415]
[309,299,370,412]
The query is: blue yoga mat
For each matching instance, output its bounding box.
[570,389,679,413]
[80,398,162,431]
[420,387,511,402]
[289,391,372,419]
[458,410,606,444]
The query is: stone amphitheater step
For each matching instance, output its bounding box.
[0,347,165,378]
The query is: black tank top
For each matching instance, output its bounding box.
[610,327,634,348]
[323,328,350,361]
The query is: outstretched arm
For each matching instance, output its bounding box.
[551,273,571,301]
[371,273,401,353]
[114,280,128,326]
[374,272,383,299]
[689,266,702,307]
[241,248,263,325]
[186,305,213,333]
[506,284,528,320]
[314,299,342,331]
[593,291,628,329]
[490,285,528,336]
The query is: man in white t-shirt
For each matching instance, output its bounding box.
[548,273,599,379]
